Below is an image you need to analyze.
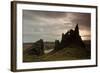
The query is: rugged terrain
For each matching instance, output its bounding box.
[23,24,91,62]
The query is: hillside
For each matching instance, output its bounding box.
[41,46,90,61]
[23,45,90,62]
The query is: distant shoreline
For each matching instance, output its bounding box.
[23,40,91,44]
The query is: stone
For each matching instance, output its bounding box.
[28,39,44,56]
[54,40,60,51]
[54,24,86,51]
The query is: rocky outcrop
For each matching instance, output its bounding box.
[27,39,44,56]
[54,40,60,51]
[54,24,86,51]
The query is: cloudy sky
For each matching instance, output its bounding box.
[22,10,91,43]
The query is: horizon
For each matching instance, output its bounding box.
[23,39,91,43]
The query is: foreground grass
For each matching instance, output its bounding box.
[23,47,90,62]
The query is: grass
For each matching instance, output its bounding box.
[23,47,90,62]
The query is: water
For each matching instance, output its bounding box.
[44,49,54,54]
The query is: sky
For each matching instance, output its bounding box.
[23,10,91,43]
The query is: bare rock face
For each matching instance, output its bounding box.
[54,24,86,51]
[28,39,44,56]
[54,40,60,51]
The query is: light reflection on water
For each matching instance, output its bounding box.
[44,49,54,54]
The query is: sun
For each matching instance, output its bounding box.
[80,30,91,40]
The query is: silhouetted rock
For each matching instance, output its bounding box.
[75,24,79,35]
[28,39,44,56]
[54,40,60,51]
[54,24,86,51]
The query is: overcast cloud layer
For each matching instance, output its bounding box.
[23,10,91,43]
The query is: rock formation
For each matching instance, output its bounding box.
[27,39,44,56]
[26,24,86,56]
[54,40,60,51]
[54,24,86,51]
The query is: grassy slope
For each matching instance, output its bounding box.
[23,47,90,62]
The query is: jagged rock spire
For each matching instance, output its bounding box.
[75,24,79,35]
[54,24,85,51]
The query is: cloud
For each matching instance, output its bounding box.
[23,10,91,42]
